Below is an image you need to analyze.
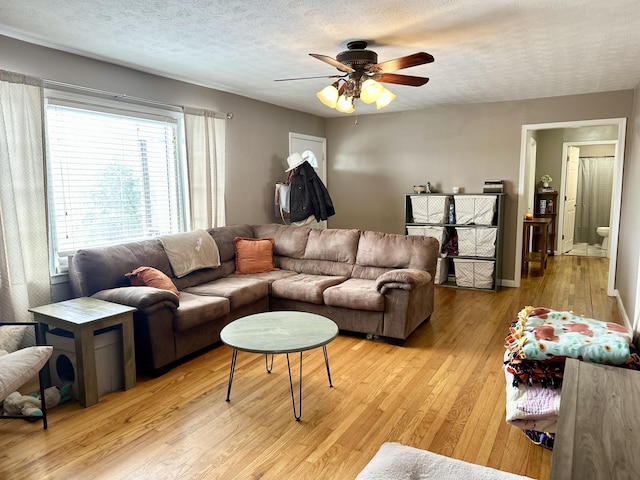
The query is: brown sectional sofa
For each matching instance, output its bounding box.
[69,224,438,374]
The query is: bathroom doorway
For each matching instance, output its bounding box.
[561,142,616,258]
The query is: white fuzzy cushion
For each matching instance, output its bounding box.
[0,325,27,353]
[0,346,53,400]
[356,443,536,480]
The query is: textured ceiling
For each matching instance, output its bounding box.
[1,0,640,118]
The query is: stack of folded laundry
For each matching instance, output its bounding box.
[503,306,639,449]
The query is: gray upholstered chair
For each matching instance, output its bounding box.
[0,322,53,429]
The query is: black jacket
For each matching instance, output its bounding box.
[289,161,335,223]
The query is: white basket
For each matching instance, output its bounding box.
[406,225,446,251]
[434,257,449,285]
[410,195,449,224]
[453,258,495,289]
[454,195,497,225]
[456,227,497,257]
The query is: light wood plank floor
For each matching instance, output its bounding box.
[1,255,621,480]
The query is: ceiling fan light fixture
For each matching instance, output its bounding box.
[335,94,355,113]
[316,83,340,108]
[360,78,384,104]
[376,88,396,109]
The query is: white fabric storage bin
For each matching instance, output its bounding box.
[410,195,449,224]
[454,195,497,225]
[434,257,449,285]
[453,258,495,289]
[407,225,446,251]
[457,227,497,257]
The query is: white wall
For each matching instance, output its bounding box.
[617,83,640,340]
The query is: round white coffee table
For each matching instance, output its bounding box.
[220,311,338,421]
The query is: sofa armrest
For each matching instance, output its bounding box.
[91,286,179,314]
[375,269,433,294]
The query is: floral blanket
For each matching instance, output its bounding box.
[505,306,633,365]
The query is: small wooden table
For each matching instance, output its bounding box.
[29,297,137,407]
[550,359,640,479]
[221,311,338,421]
[522,217,552,275]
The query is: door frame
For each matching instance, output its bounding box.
[516,117,626,296]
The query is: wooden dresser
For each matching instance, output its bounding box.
[550,358,640,479]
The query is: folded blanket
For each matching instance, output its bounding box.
[504,351,565,389]
[159,229,221,278]
[504,367,560,433]
[505,306,633,364]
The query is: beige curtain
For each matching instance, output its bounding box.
[0,70,51,323]
[184,108,226,229]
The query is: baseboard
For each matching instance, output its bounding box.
[501,279,517,288]
[614,289,633,331]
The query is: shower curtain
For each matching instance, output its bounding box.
[574,156,614,245]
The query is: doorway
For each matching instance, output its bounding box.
[289,132,327,229]
[516,118,627,295]
[559,142,616,258]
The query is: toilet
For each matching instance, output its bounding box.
[596,226,610,255]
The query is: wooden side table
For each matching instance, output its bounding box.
[29,297,137,407]
[522,217,551,276]
[550,359,640,479]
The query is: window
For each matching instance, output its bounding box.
[44,91,188,274]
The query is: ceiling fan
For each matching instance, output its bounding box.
[276,40,434,112]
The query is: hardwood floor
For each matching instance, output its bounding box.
[0,255,621,480]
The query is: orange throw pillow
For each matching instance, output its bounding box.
[233,237,278,274]
[125,266,180,296]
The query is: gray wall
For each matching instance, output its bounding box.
[535,126,619,191]
[325,92,634,283]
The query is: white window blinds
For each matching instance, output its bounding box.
[44,93,188,274]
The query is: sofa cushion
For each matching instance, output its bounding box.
[69,238,172,297]
[304,228,360,263]
[172,292,230,332]
[125,266,180,296]
[323,278,385,312]
[236,270,299,294]
[233,237,278,274]
[207,224,254,263]
[252,223,310,259]
[271,274,347,304]
[183,276,269,310]
[353,231,439,279]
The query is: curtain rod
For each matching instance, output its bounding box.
[44,79,232,119]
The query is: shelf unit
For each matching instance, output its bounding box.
[533,190,558,255]
[404,193,505,292]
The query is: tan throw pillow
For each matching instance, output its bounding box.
[233,237,278,274]
[125,266,180,296]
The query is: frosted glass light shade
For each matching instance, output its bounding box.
[360,79,384,104]
[376,88,396,109]
[335,95,355,113]
[316,85,339,108]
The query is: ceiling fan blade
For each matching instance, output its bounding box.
[274,74,345,82]
[378,73,430,86]
[373,52,434,73]
[309,53,355,73]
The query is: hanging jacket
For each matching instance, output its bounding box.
[289,161,335,223]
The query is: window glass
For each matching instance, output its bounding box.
[44,92,188,274]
